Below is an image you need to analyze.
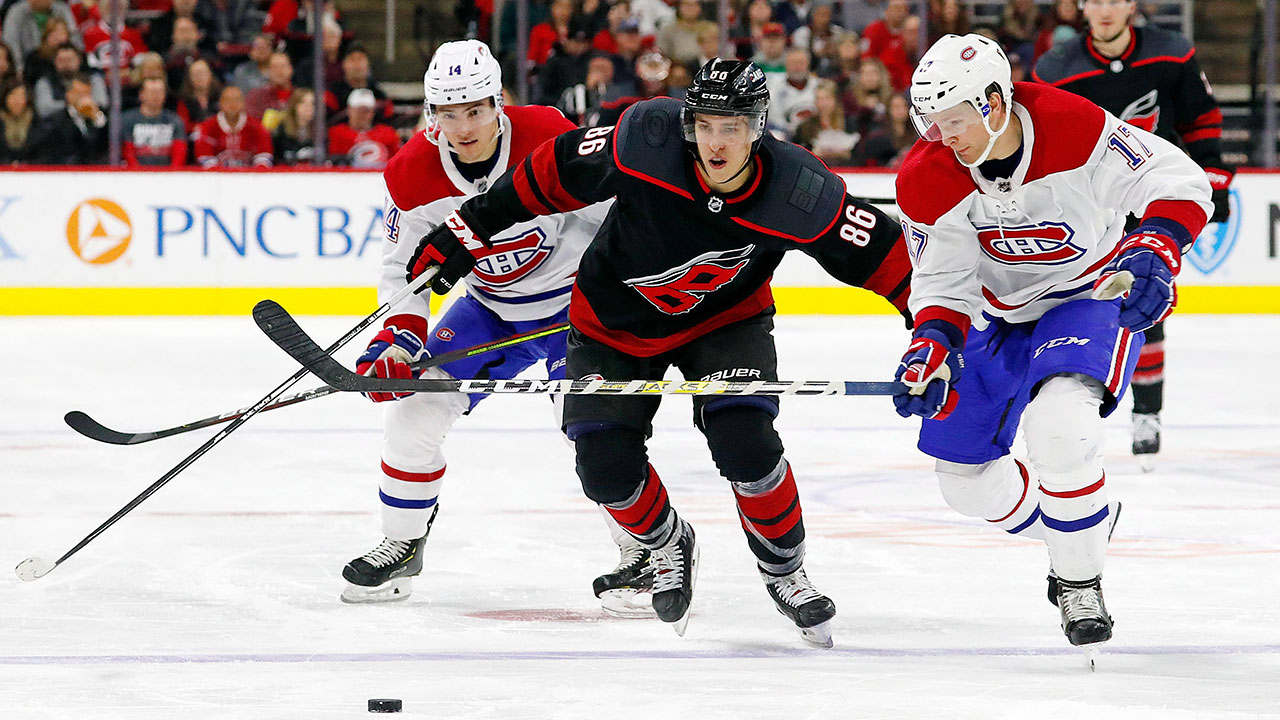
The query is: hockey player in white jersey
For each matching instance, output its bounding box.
[340,40,652,615]
[892,34,1210,658]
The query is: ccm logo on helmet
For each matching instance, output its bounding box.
[960,46,976,61]
[976,221,1085,265]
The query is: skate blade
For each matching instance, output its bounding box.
[1137,455,1156,473]
[799,620,834,649]
[669,541,700,638]
[1082,645,1101,671]
[340,578,413,604]
[600,589,657,619]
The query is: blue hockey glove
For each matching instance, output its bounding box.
[1096,227,1181,332]
[356,322,427,402]
[894,326,963,420]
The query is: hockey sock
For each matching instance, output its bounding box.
[1039,473,1111,581]
[603,464,677,549]
[732,458,805,577]
[986,458,1047,540]
[1132,321,1164,415]
[379,461,445,541]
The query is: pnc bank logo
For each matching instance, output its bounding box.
[67,198,132,265]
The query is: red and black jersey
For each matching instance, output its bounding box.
[460,96,911,357]
[1032,26,1228,174]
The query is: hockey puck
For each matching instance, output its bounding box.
[368,698,402,713]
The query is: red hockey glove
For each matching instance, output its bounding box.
[893,323,964,420]
[1204,167,1233,223]
[355,322,427,402]
[406,209,493,295]
[1096,227,1181,332]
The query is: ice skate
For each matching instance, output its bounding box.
[340,534,429,604]
[761,567,837,648]
[1057,575,1113,669]
[593,539,656,618]
[1132,413,1160,472]
[1047,501,1121,607]
[649,520,698,636]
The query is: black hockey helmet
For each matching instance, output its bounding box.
[682,58,770,155]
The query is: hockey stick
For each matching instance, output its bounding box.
[14,270,438,583]
[254,299,904,396]
[63,323,570,445]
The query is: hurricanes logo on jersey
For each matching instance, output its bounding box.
[976,221,1083,265]
[625,245,754,315]
[470,227,553,287]
[1119,90,1160,133]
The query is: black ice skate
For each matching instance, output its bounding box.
[1132,412,1161,472]
[761,568,837,648]
[649,520,698,636]
[1057,575,1113,668]
[340,505,438,604]
[1047,501,1121,607]
[593,540,656,618]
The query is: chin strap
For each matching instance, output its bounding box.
[957,104,1014,169]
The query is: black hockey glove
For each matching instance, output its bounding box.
[406,209,493,295]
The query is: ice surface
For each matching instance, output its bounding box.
[2,314,1278,719]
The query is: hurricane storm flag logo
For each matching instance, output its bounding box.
[976,221,1083,265]
[470,227,553,286]
[67,198,132,265]
[625,245,754,315]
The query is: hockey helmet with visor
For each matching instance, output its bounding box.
[682,59,770,155]
[423,40,504,148]
[909,34,1013,167]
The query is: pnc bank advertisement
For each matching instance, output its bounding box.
[0,170,1277,315]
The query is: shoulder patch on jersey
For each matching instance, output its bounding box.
[613,98,694,200]
[383,132,461,211]
[734,138,846,242]
[1017,82,1107,185]
[895,139,976,225]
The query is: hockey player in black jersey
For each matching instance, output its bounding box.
[1033,0,1234,470]
[405,58,912,646]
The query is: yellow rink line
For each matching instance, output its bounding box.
[1,286,1278,315]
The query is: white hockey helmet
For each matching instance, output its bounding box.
[423,39,504,140]
[909,33,1013,166]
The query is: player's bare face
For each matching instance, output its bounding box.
[436,100,500,163]
[1083,0,1135,45]
[693,114,754,192]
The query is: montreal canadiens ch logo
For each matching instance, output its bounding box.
[976,221,1084,266]
[960,46,976,61]
[625,245,754,315]
[470,227,553,286]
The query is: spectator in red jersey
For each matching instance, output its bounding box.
[121,76,187,166]
[272,87,320,165]
[194,84,272,167]
[245,50,291,130]
[327,88,398,168]
[20,16,72,86]
[175,57,220,133]
[860,0,915,91]
[68,0,102,35]
[81,0,146,72]
[0,80,37,164]
[528,0,573,65]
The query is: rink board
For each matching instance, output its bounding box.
[0,168,1277,315]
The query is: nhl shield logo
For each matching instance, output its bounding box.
[708,196,724,213]
[1186,189,1241,275]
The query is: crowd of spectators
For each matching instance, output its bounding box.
[493,0,1151,168]
[0,0,401,168]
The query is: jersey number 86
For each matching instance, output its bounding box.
[840,205,877,246]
